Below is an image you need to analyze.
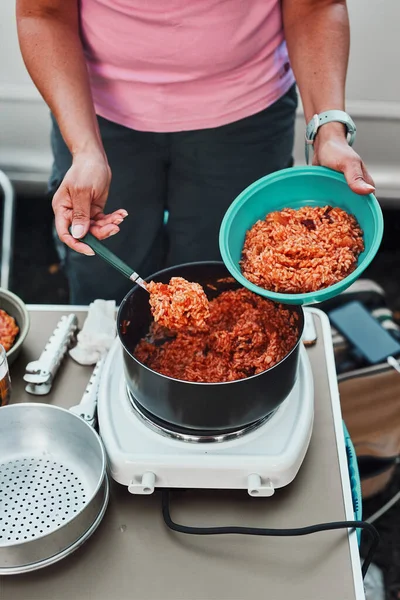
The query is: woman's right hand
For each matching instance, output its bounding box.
[52,151,127,255]
[16,0,128,255]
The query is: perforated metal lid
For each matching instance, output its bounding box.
[0,457,87,545]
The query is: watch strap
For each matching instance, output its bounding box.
[305,110,356,164]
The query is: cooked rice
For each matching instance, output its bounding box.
[0,309,19,352]
[241,205,364,294]
[135,288,299,383]
[148,277,210,331]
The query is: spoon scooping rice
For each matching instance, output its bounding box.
[148,277,210,331]
[71,231,210,331]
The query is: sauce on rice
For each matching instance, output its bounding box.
[135,288,299,383]
[241,205,364,293]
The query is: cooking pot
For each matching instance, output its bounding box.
[118,262,304,434]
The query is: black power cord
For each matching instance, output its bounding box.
[161,490,379,580]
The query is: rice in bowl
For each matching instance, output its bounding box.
[240,205,364,294]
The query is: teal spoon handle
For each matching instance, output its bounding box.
[81,232,133,279]
[73,230,148,290]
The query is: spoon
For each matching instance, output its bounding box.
[74,231,149,291]
[73,230,211,331]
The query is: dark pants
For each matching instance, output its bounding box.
[49,85,298,304]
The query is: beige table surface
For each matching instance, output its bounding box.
[0,307,364,600]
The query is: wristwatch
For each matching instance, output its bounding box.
[305,110,356,164]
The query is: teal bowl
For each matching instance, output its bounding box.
[219,166,384,305]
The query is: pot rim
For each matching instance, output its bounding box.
[117,261,305,386]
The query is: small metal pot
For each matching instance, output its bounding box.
[118,262,304,434]
[0,362,108,574]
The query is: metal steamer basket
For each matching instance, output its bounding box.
[0,360,108,575]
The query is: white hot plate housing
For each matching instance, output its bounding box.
[97,310,321,497]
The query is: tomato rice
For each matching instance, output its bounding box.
[0,309,19,352]
[135,288,299,383]
[241,205,364,294]
[148,277,210,331]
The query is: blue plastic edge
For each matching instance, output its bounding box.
[343,421,362,546]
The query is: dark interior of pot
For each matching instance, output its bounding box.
[117,261,304,433]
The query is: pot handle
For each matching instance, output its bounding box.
[69,355,106,427]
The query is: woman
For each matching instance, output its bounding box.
[16,0,375,304]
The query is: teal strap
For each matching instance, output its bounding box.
[343,421,362,546]
[305,110,356,164]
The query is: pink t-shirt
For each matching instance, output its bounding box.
[80,0,294,133]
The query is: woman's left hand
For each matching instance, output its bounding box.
[312,122,376,196]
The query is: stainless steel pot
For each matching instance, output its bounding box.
[118,262,304,434]
[0,361,108,574]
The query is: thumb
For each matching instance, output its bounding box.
[343,159,376,196]
[70,191,92,240]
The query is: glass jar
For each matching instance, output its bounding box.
[0,344,11,406]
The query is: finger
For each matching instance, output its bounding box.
[92,209,128,222]
[52,188,95,255]
[89,223,120,240]
[342,158,376,196]
[91,210,128,227]
[89,180,114,220]
[312,153,321,167]
[70,187,93,239]
[115,208,128,219]
[54,210,95,255]
[361,162,376,189]
[91,216,124,228]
